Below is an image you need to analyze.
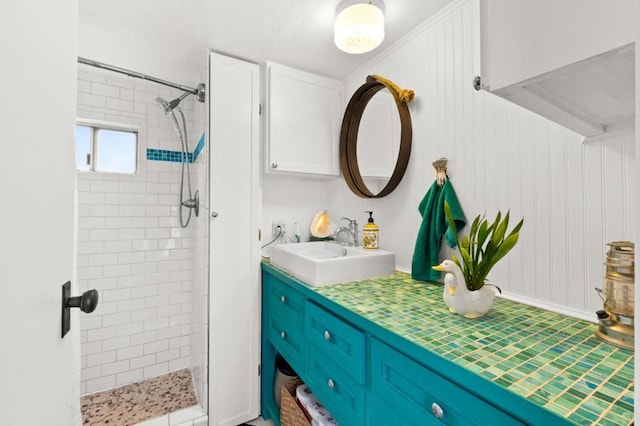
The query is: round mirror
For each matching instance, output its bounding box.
[340,75,413,198]
[357,88,401,190]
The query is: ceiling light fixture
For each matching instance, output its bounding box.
[334,0,385,54]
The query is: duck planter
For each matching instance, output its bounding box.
[432,260,497,319]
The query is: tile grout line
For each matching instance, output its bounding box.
[584,359,634,425]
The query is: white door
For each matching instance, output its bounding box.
[1,0,80,425]
[208,53,261,425]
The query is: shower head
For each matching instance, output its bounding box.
[155,90,191,113]
[155,97,171,112]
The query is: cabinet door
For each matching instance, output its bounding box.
[307,343,366,425]
[481,0,635,91]
[370,339,524,426]
[266,62,343,177]
[209,53,261,426]
[478,0,635,138]
[265,275,306,374]
[305,301,366,383]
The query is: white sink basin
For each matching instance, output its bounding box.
[269,242,395,287]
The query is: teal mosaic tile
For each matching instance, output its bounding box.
[147,132,206,163]
[303,270,635,426]
[146,148,193,163]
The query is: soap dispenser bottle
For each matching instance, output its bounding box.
[363,211,379,250]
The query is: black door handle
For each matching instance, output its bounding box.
[66,289,99,313]
[61,281,99,338]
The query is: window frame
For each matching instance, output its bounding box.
[76,119,139,174]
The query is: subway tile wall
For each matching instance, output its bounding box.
[76,67,205,395]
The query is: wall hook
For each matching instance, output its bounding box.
[473,76,482,91]
[432,157,448,186]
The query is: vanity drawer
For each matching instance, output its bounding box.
[305,301,365,383]
[266,307,306,371]
[307,342,366,425]
[267,276,305,321]
[370,339,524,425]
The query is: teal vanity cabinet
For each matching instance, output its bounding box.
[260,263,634,425]
[261,267,367,425]
[260,264,554,425]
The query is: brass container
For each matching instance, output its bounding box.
[595,241,634,350]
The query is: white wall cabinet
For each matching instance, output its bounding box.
[209,52,261,426]
[478,0,635,139]
[266,62,343,177]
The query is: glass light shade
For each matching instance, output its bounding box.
[334,2,385,54]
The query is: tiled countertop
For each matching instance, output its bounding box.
[309,271,634,426]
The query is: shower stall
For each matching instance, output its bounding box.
[75,60,210,424]
[75,52,261,426]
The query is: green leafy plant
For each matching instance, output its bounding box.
[444,201,524,291]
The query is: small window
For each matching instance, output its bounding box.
[76,122,138,174]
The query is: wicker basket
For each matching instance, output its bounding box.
[280,379,310,426]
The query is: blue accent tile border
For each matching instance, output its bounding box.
[147,149,191,163]
[147,132,206,164]
[193,133,205,162]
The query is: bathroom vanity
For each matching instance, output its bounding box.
[260,262,634,425]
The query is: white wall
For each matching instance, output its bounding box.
[78,4,205,89]
[261,174,333,255]
[76,68,205,395]
[264,0,636,321]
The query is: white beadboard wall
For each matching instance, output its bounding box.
[325,0,635,321]
[76,67,205,395]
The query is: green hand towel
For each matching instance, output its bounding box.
[411,179,465,282]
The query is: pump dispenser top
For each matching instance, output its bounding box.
[362,211,379,250]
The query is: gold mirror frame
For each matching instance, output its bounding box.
[340,75,414,198]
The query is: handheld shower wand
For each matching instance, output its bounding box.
[155,89,202,228]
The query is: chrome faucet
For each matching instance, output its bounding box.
[334,217,359,247]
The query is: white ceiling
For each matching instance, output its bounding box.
[79,0,454,80]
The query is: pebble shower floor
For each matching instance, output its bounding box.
[81,369,197,425]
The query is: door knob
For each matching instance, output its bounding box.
[66,289,99,313]
[61,281,99,338]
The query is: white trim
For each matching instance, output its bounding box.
[396,266,596,322]
[76,117,140,133]
[496,292,596,324]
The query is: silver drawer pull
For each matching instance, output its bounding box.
[280,331,286,339]
[327,379,335,389]
[324,330,331,341]
[280,295,286,303]
[431,402,444,419]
